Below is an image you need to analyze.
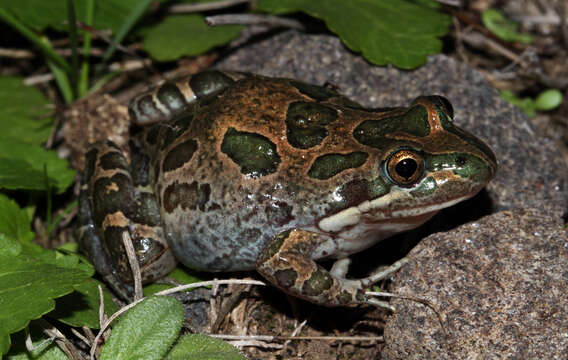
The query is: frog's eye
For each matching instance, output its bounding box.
[384,148,424,186]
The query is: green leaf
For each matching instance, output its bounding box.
[166,334,247,360]
[257,0,451,69]
[0,194,34,244]
[0,0,150,33]
[141,15,243,61]
[0,196,93,355]
[99,296,184,360]
[0,76,52,145]
[0,254,92,355]
[51,279,119,329]
[0,139,75,193]
[0,234,22,257]
[5,321,67,360]
[534,89,563,111]
[481,8,534,44]
[500,89,562,117]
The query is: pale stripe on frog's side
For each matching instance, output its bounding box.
[78,70,497,306]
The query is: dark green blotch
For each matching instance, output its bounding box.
[162,139,198,173]
[157,83,186,111]
[354,105,430,149]
[190,71,234,98]
[221,127,280,178]
[302,268,333,297]
[428,153,491,182]
[275,269,297,289]
[286,101,338,149]
[288,80,338,101]
[308,152,368,180]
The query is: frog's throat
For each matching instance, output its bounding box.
[318,191,473,233]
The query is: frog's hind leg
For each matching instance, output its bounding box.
[257,229,407,307]
[77,141,176,299]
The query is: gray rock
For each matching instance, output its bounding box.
[382,208,568,359]
[217,31,568,358]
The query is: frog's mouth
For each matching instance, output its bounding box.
[318,190,477,234]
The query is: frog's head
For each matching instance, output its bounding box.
[318,96,497,237]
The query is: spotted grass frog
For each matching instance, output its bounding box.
[78,71,497,306]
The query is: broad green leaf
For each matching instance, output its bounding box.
[5,321,67,360]
[0,76,52,144]
[166,334,246,360]
[0,0,149,33]
[481,8,534,44]
[0,194,34,244]
[257,0,451,69]
[0,139,75,193]
[99,296,184,360]
[0,255,92,355]
[51,279,118,329]
[0,234,22,257]
[0,196,93,355]
[534,89,563,111]
[141,15,243,61]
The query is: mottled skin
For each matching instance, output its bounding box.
[78,71,497,306]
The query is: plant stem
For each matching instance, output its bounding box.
[79,0,95,97]
[0,7,70,73]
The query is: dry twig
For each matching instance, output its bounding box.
[170,0,250,13]
[205,14,305,31]
[122,231,143,301]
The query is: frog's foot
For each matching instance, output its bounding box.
[257,229,407,308]
[78,141,177,299]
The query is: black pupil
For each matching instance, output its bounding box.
[395,158,417,180]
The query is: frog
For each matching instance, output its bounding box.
[77,70,497,307]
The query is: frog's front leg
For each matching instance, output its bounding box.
[77,141,176,299]
[257,229,407,307]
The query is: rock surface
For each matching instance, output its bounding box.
[383,208,568,359]
[217,30,568,358]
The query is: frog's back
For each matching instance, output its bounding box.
[130,72,380,271]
